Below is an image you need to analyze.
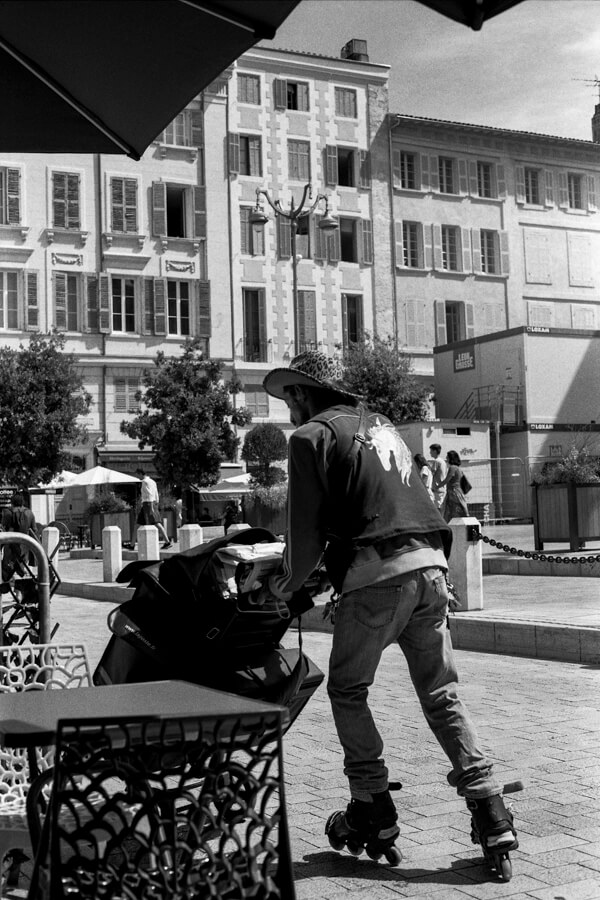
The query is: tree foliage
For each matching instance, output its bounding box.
[241,423,288,486]
[343,335,430,424]
[120,338,252,490]
[0,333,91,488]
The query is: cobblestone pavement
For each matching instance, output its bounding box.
[46,596,600,900]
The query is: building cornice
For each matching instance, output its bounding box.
[241,45,390,84]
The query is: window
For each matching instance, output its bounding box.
[162,112,187,146]
[339,217,359,262]
[110,177,138,233]
[152,182,206,241]
[525,168,541,205]
[297,290,317,353]
[337,148,356,187]
[335,87,357,118]
[441,225,459,270]
[243,288,267,362]
[54,272,79,331]
[480,230,498,274]
[112,277,136,333]
[0,167,20,225]
[0,271,18,330]
[159,110,202,147]
[238,73,260,105]
[288,140,310,181]
[114,378,140,413]
[244,383,269,417]
[400,152,416,190]
[341,294,363,349]
[52,172,80,229]
[240,207,265,255]
[167,280,190,336]
[238,135,262,176]
[568,173,583,209]
[166,186,186,238]
[446,301,463,343]
[274,79,309,111]
[477,161,493,198]
[402,222,423,268]
[438,158,456,194]
[435,300,473,345]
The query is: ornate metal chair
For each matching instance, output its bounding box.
[30,708,295,900]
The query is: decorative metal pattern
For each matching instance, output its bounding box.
[34,711,294,900]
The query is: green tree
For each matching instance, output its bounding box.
[242,423,288,486]
[121,338,251,490]
[0,333,91,488]
[343,335,430,424]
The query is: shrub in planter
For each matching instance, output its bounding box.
[532,447,600,486]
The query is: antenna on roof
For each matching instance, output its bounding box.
[573,75,600,101]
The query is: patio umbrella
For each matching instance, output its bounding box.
[68,466,141,486]
[0,0,300,159]
[37,469,78,489]
[416,0,524,31]
[193,472,252,501]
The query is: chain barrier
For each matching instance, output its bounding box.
[473,526,600,566]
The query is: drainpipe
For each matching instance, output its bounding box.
[95,153,108,448]
[224,78,239,461]
[388,115,401,349]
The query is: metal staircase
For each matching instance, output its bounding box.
[454,385,523,425]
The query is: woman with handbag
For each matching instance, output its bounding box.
[438,450,470,522]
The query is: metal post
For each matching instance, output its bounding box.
[0,533,51,644]
[291,215,298,352]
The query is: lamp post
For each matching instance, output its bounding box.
[249,183,337,355]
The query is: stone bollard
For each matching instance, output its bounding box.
[448,517,483,611]
[103,526,123,583]
[41,526,60,574]
[137,525,160,561]
[178,525,203,552]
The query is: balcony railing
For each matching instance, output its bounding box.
[237,339,271,363]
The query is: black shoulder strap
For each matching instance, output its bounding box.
[339,403,370,472]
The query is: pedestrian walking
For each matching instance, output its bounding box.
[438,450,470,522]
[429,443,447,509]
[134,468,172,549]
[262,350,518,866]
[1,492,36,579]
[414,452,434,502]
[222,501,241,535]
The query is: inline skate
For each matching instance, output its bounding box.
[466,781,522,882]
[325,787,402,865]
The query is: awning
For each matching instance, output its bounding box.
[193,473,252,501]
[416,0,524,30]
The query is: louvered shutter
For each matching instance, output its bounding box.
[358,150,371,189]
[190,109,203,146]
[193,186,206,239]
[395,221,404,267]
[356,295,364,342]
[258,290,267,356]
[298,83,309,111]
[429,156,439,192]
[341,293,349,349]
[313,216,326,261]
[406,299,417,345]
[25,271,39,331]
[198,281,211,338]
[142,278,154,335]
[248,137,262,176]
[471,229,482,273]
[468,161,478,195]
[558,172,569,208]
[420,154,430,191]
[99,274,110,333]
[54,272,67,331]
[434,300,447,346]
[240,207,250,255]
[67,174,80,228]
[325,146,338,186]
[273,79,287,109]
[111,178,124,232]
[297,290,316,348]
[124,178,137,232]
[461,228,471,273]
[329,226,340,263]
[154,278,167,335]
[423,224,433,269]
[228,132,240,174]
[278,216,292,259]
[544,170,554,207]
[500,231,510,275]
[114,378,127,413]
[152,182,167,236]
[432,224,442,269]
[465,302,475,339]
[360,219,373,265]
[84,274,99,332]
[587,175,597,211]
[515,166,525,203]
[7,169,20,224]
[459,159,468,194]
[392,149,401,188]
[52,173,66,228]
[496,165,506,198]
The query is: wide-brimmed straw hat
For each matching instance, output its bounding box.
[263,350,361,401]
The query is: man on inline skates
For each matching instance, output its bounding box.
[262,350,518,870]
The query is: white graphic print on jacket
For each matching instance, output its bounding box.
[364,420,412,483]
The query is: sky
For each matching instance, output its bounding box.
[262,0,600,142]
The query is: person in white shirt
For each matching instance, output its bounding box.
[429,444,448,510]
[414,453,435,503]
[134,468,171,549]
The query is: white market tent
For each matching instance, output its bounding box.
[193,473,252,502]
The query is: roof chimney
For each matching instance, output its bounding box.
[341,39,369,62]
[593,103,600,143]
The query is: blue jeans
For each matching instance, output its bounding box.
[327,567,500,802]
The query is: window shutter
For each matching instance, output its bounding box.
[151,182,167,236]
[248,137,262,176]
[434,300,447,346]
[395,221,404,267]
[313,216,326,261]
[258,290,267,351]
[240,207,250,255]
[52,173,66,228]
[420,154,430,191]
[25,270,39,331]
[297,290,317,348]
[423,223,433,269]
[228,132,240,174]
[111,177,124,232]
[114,378,127,413]
[190,109,203,146]
[544,170,554,207]
[496,164,506,198]
[198,281,211,338]
[471,228,482,272]
[360,219,373,265]
[429,156,439,192]
[99,274,110,333]
[406,299,417,345]
[459,158,469,194]
[356,295,364,341]
[468,160,478,195]
[432,224,442,269]
[84,274,99,332]
[358,150,371,189]
[142,278,154,335]
[587,175,597,211]
[278,216,292,259]
[193,186,206,239]
[325,145,338,187]
[465,302,475,339]
[341,293,349,349]
[298,82,309,111]
[124,178,137,232]
[392,149,401,187]
[461,228,471,273]
[515,166,525,203]
[500,231,510,275]
[7,168,20,224]
[54,272,67,331]
[558,171,569,208]
[329,226,340,263]
[273,79,287,109]
[67,174,80,229]
[154,278,167,335]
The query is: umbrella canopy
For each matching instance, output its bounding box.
[37,469,78,489]
[194,472,252,501]
[416,0,524,30]
[68,466,141,486]
[0,0,300,159]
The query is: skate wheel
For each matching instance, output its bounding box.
[384,846,402,865]
[365,847,382,861]
[346,840,363,856]
[496,854,512,882]
[327,833,346,852]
